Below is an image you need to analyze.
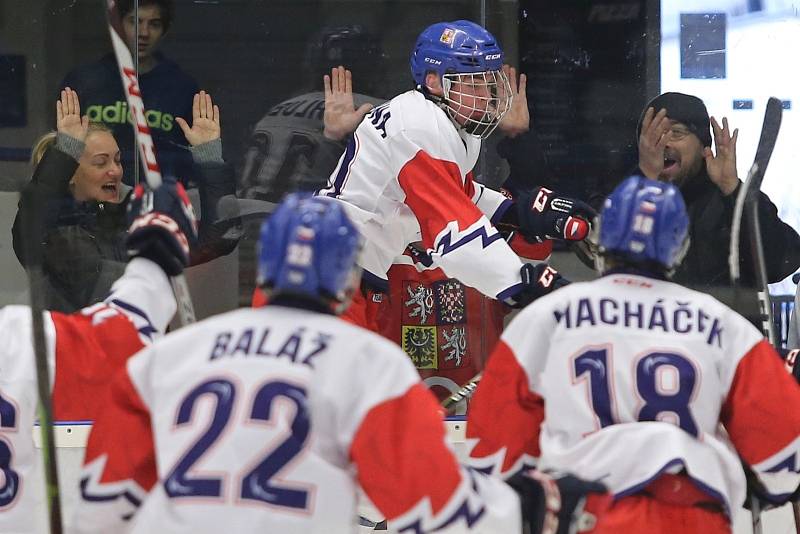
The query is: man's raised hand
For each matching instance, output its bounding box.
[323,66,373,141]
[638,106,670,179]
[704,116,739,196]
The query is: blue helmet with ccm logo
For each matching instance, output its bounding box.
[598,176,690,273]
[410,20,504,86]
[257,194,362,312]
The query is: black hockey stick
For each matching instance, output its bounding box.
[103,0,196,325]
[19,187,63,533]
[727,97,797,534]
[729,97,782,342]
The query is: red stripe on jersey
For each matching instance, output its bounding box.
[84,368,157,490]
[350,383,461,518]
[397,150,486,249]
[51,310,145,421]
[722,339,800,465]
[467,341,544,474]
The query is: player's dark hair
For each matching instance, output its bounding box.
[602,254,670,280]
[117,0,174,33]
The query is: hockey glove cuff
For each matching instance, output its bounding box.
[508,469,610,534]
[515,187,595,243]
[127,182,198,277]
[504,263,569,309]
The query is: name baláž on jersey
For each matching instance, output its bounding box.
[208,324,330,368]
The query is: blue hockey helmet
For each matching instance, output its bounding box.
[410,20,512,139]
[598,176,690,274]
[257,194,362,311]
[410,20,504,85]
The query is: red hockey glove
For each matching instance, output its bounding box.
[516,187,595,243]
[127,181,198,276]
[508,469,611,534]
[503,263,569,309]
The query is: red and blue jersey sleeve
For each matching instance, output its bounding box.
[466,340,543,478]
[722,338,800,504]
[70,353,156,533]
[343,332,522,533]
[51,308,145,421]
[720,340,800,503]
[51,258,173,421]
[350,380,522,532]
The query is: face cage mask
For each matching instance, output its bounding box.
[441,69,513,139]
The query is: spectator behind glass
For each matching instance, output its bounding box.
[59,0,199,186]
[635,92,800,288]
[12,88,239,313]
[236,25,387,305]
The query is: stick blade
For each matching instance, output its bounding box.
[729,97,783,282]
[751,97,783,194]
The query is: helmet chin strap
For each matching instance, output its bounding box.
[416,82,468,135]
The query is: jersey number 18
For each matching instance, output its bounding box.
[572,347,699,436]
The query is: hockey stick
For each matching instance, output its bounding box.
[727,97,793,534]
[441,372,483,414]
[729,96,782,341]
[103,0,195,326]
[20,187,63,533]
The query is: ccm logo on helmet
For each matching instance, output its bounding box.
[424,57,442,65]
[485,53,501,60]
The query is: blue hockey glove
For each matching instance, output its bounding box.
[516,187,595,243]
[127,181,198,276]
[508,469,610,534]
[504,262,569,308]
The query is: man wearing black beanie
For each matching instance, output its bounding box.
[634,91,800,288]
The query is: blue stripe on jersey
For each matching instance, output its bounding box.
[396,468,487,533]
[108,298,157,340]
[490,198,513,225]
[436,225,503,256]
[496,282,524,302]
[80,477,142,510]
[326,133,358,198]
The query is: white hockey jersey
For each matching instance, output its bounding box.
[318,90,524,301]
[467,273,800,516]
[70,304,522,534]
[0,258,175,534]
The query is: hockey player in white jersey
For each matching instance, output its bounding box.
[317,20,596,329]
[70,193,609,534]
[0,181,197,534]
[466,175,800,533]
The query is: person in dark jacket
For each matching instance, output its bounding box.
[13,88,239,313]
[59,0,198,185]
[636,91,800,288]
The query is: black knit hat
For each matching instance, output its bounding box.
[637,92,712,148]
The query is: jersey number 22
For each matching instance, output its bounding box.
[165,378,311,510]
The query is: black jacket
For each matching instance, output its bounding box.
[12,145,241,313]
[637,167,800,288]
